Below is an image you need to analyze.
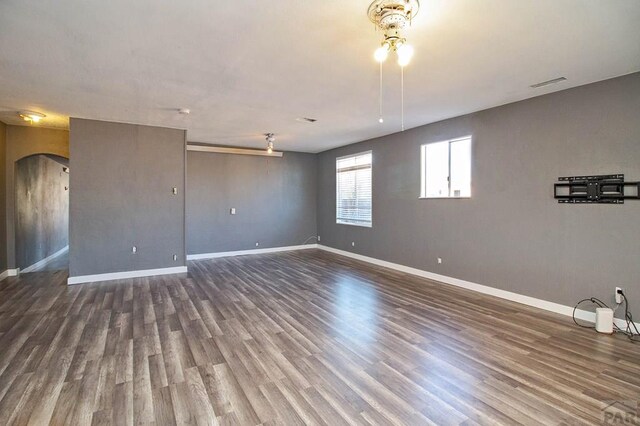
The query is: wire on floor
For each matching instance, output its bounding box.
[572,290,640,342]
[301,235,319,245]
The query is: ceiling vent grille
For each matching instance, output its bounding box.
[530,77,567,88]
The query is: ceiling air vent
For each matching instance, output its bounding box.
[530,77,567,88]
[296,117,317,123]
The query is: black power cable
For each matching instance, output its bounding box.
[620,292,640,343]
[572,291,640,343]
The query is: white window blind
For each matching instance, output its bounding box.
[421,136,472,198]
[336,151,372,227]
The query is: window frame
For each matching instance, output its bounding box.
[336,150,373,228]
[420,136,472,199]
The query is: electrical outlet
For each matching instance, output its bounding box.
[172,187,177,195]
[437,257,442,264]
[317,235,321,242]
[615,287,624,304]
[351,241,355,247]
[132,246,137,253]
[173,254,177,261]
[230,208,236,215]
[255,242,259,247]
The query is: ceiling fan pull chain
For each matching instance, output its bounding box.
[401,66,404,131]
[379,61,384,124]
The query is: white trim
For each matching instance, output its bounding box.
[336,150,373,162]
[336,221,372,228]
[21,245,69,273]
[317,245,639,330]
[7,269,20,277]
[67,266,188,285]
[187,244,318,260]
[187,145,283,157]
[0,269,21,280]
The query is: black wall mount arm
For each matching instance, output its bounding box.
[554,174,640,204]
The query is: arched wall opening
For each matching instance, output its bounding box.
[3,125,69,271]
[14,153,69,272]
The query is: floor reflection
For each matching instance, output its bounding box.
[332,276,379,344]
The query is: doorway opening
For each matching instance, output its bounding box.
[15,154,69,273]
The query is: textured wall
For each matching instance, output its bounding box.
[15,155,69,269]
[4,125,69,269]
[317,72,640,308]
[0,122,6,271]
[187,151,317,254]
[69,118,186,277]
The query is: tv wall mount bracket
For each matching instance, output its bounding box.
[554,174,640,204]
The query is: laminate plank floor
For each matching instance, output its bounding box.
[0,249,638,425]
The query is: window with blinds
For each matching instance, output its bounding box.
[336,151,372,227]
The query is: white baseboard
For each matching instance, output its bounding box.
[68,266,188,285]
[21,246,69,273]
[0,269,20,281]
[317,245,639,330]
[187,244,318,260]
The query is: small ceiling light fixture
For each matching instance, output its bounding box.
[530,77,567,88]
[178,108,191,115]
[19,111,46,124]
[265,133,275,154]
[368,0,420,130]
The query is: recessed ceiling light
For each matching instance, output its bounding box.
[296,117,317,123]
[18,110,45,124]
[530,77,567,88]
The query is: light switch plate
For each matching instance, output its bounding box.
[230,208,236,215]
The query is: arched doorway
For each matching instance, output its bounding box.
[14,154,69,273]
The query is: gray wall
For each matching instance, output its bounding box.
[0,122,6,271]
[4,125,68,269]
[187,151,317,254]
[15,155,69,269]
[70,118,186,277]
[317,72,640,308]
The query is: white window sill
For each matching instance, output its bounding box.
[419,196,471,200]
[336,221,372,228]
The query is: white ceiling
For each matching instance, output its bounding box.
[1,0,639,153]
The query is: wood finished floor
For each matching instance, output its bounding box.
[0,249,638,425]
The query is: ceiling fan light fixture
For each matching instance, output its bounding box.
[368,0,420,31]
[396,43,414,66]
[368,0,419,131]
[374,44,390,62]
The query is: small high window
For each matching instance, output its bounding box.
[421,136,472,198]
